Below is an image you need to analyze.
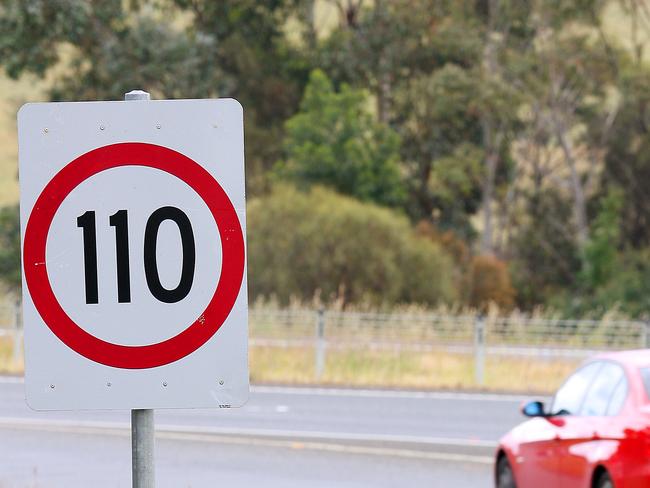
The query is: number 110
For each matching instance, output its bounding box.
[76,206,196,305]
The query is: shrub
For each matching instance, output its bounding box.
[247,185,455,306]
[467,255,515,311]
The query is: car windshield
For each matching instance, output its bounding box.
[552,362,602,415]
[640,368,650,402]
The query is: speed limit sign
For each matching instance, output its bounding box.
[18,99,248,410]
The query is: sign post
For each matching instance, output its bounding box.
[132,407,155,488]
[124,89,155,488]
[18,90,249,487]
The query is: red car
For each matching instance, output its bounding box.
[496,350,650,488]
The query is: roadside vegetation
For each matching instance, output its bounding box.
[1,1,649,318]
[0,1,649,393]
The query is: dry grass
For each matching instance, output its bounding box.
[0,336,23,374]
[250,345,578,394]
[0,336,583,393]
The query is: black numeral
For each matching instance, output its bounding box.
[144,207,196,304]
[109,210,131,303]
[77,211,98,304]
[77,207,196,304]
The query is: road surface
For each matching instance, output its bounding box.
[0,377,534,487]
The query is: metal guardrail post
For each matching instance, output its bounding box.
[474,315,486,386]
[315,308,326,380]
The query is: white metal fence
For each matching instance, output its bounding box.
[248,308,649,385]
[1,302,647,385]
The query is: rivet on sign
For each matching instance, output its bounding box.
[49,384,55,389]
[99,125,105,131]
[43,128,49,133]
[156,124,161,129]
[219,380,224,385]
[107,382,112,387]
[163,381,168,387]
[212,123,218,128]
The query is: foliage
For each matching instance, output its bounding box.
[0,205,20,294]
[172,0,312,195]
[247,185,455,307]
[278,69,404,207]
[396,64,484,231]
[0,0,649,315]
[559,249,650,320]
[0,1,219,99]
[0,0,311,195]
[467,255,515,312]
[561,189,649,319]
[592,250,650,319]
[580,188,623,290]
[511,191,582,308]
[602,66,650,248]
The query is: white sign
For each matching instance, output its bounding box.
[18,99,248,410]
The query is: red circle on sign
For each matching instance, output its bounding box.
[23,142,245,369]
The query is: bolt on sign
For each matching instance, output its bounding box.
[18,99,248,410]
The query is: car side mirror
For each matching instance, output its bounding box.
[521,400,547,417]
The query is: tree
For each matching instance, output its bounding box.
[0,0,312,196]
[579,188,623,290]
[602,66,650,248]
[0,1,219,100]
[278,69,404,207]
[172,0,312,195]
[395,63,485,236]
[510,190,582,308]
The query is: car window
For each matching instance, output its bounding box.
[580,362,625,416]
[552,362,602,415]
[606,376,627,416]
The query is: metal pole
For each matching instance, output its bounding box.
[125,90,151,101]
[474,315,486,386]
[125,89,155,488]
[315,308,326,380]
[132,409,155,488]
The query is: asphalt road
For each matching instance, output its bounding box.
[0,377,533,487]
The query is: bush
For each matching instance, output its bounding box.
[556,249,650,319]
[0,205,21,294]
[467,255,515,311]
[247,185,456,306]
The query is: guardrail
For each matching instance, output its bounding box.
[248,308,649,385]
[2,303,647,385]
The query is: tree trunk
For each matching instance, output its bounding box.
[375,0,391,124]
[377,60,391,124]
[479,0,501,256]
[555,123,589,247]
